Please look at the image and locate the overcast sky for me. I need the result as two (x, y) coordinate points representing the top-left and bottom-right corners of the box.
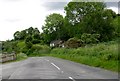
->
(0, 0), (119, 41)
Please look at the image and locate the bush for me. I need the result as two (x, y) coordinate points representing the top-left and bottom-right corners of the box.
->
(27, 44), (51, 56)
(21, 46), (28, 53)
(81, 33), (100, 44)
(50, 41), (118, 71)
(65, 37), (83, 48)
(26, 49), (33, 56)
(17, 53), (27, 60)
(2, 41), (18, 53)
(32, 39), (40, 44)
(17, 41), (26, 52)
(25, 42), (33, 48)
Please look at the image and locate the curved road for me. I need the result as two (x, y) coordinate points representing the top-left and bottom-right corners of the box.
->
(2, 57), (118, 80)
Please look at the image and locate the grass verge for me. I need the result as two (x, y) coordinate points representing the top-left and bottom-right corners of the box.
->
(49, 41), (119, 72)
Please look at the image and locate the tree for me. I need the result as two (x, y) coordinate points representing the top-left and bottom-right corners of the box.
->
(32, 28), (40, 39)
(65, 2), (105, 25)
(14, 30), (27, 40)
(42, 13), (64, 44)
(32, 28), (41, 44)
(27, 27), (34, 35)
(20, 30), (27, 40)
(25, 35), (33, 48)
(64, 1), (116, 41)
(14, 31), (21, 40)
(112, 16), (120, 37)
(2, 41), (18, 53)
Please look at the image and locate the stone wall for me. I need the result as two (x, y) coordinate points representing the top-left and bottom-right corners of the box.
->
(0, 53), (16, 63)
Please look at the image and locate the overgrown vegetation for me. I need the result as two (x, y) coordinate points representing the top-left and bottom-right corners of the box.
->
(1, 1), (119, 72)
(27, 44), (51, 56)
(16, 53), (28, 61)
(49, 41), (119, 71)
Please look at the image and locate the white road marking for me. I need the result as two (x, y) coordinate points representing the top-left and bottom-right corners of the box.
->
(81, 71), (86, 73)
(69, 77), (75, 81)
(51, 63), (60, 70)
(61, 71), (64, 73)
(45, 59), (49, 62)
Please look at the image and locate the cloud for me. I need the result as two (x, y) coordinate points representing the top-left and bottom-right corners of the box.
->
(106, 2), (119, 14)
(106, 2), (118, 8)
(118, 2), (120, 14)
(0, 0), (66, 41)
(0, 0), (119, 41)
(107, 7), (119, 14)
(1, 0), (23, 2)
(42, 1), (119, 13)
(42, 2), (68, 11)
(5, 19), (21, 23)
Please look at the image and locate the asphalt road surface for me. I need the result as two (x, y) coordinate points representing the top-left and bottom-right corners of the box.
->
(1, 57), (118, 80)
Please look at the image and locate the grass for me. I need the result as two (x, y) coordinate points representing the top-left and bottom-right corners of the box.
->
(16, 53), (28, 61)
(49, 41), (119, 72)
(27, 44), (51, 56)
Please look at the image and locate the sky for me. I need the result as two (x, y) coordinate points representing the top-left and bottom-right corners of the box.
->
(0, 0), (119, 41)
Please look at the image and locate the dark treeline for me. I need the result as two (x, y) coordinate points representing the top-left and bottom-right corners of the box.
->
(2, 1), (120, 54)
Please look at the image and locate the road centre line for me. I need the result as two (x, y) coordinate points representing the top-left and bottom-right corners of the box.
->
(61, 71), (64, 73)
(45, 59), (49, 62)
(69, 77), (75, 81)
(51, 63), (60, 70)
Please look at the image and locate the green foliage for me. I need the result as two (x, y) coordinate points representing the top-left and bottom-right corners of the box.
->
(17, 41), (25, 51)
(81, 33), (100, 44)
(65, 33), (100, 48)
(50, 41), (118, 71)
(0, 42), (2, 53)
(64, 2), (105, 38)
(2, 41), (18, 53)
(112, 16), (120, 37)
(14, 31), (21, 40)
(25, 42), (33, 49)
(21, 46), (28, 53)
(32, 39), (40, 44)
(25, 35), (33, 48)
(65, 2), (105, 24)
(64, 2), (116, 41)
(17, 41), (25, 47)
(65, 37), (83, 48)
(2, 1), (119, 71)
(13, 27), (41, 44)
(27, 44), (51, 56)
(42, 13), (64, 43)
(17, 53), (27, 61)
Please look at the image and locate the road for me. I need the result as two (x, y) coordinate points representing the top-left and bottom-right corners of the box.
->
(1, 57), (118, 80)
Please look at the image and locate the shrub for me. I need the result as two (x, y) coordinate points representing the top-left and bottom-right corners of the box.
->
(26, 49), (33, 56)
(27, 44), (51, 56)
(17, 41), (26, 52)
(81, 33), (100, 44)
(17, 53), (27, 60)
(31, 44), (42, 50)
(32, 39), (40, 44)
(25, 36), (33, 48)
(21, 46), (28, 53)
(25, 42), (33, 48)
(50, 41), (118, 71)
(65, 37), (83, 48)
